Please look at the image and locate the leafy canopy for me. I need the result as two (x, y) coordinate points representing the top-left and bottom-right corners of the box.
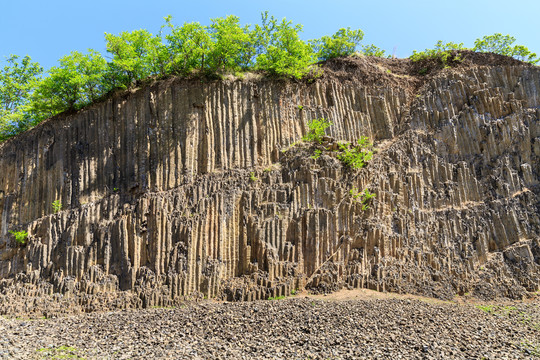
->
(473, 33), (539, 64)
(312, 28), (364, 61)
(1, 13), (538, 144)
(0, 55), (42, 140)
(361, 44), (386, 57)
(207, 15), (256, 73)
(255, 14), (316, 78)
(29, 50), (109, 122)
(105, 30), (166, 86)
(164, 17), (212, 75)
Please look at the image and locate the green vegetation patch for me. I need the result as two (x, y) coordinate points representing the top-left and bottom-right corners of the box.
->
(520, 339), (540, 358)
(302, 118), (333, 144)
(52, 200), (62, 213)
(410, 40), (464, 64)
(36, 346), (87, 360)
(475, 304), (517, 315)
(336, 136), (373, 170)
(473, 33), (539, 64)
(350, 187), (376, 210)
(9, 230), (28, 245)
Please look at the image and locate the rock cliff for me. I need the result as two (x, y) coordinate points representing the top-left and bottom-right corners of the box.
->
(0, 53), (538, 314)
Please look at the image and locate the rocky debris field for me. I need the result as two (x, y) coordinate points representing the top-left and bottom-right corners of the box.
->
(0, 295), (538, 359)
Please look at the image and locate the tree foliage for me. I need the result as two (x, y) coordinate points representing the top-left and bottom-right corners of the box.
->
(164, 18), (211, 74)
(207, 15), (255, 73)
(29, 50), (109, 122)
(473, 33), (538, 64)
(105, 30), (166, 86)
(255, 14), (316, 78)
(2, 13), (538, 143)
(312, 28), (364, 61)
(361, 44), (386, 57)
(410, 40), (465, 63)
(0, 55), (42, 139)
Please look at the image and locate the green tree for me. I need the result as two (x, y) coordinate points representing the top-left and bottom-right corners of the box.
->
(29, 50), (109, 121)
(410, 40), (464, 62)
(163, 17), (212, 74)
(255, 16), (316, 78)
(473, 33), (538, 64)
(105, 29), (167, 87)
(207, 15), (256, 72)
(251, 11), (277, 58)
(312, 28), (364, 61)
(0, 55), (42, 140)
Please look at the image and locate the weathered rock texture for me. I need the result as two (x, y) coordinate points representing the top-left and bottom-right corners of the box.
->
(0, 54), (539, 313)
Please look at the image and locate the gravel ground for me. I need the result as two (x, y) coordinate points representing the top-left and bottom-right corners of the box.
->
(0, 296), (538, 359)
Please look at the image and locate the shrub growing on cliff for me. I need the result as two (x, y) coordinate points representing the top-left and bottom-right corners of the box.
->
(52, 200), (62, 213)
(312, 27), (364, 61)
(360, 188), (376, 210)
(303, 118), (332, 144)
(473, 33), (539, 64)
(337, 136), (373, 169)
(361, 44), (387, 57)
(9, 230), (28, 245)
(350, 187), (376, 210)
(410, 40), (464, 67)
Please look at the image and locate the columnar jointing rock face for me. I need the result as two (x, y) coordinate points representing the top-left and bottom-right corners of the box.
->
(0, 60), (538, 312)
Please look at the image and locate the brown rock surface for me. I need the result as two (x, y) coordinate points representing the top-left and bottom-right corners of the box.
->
(0, 54), (538, 314)
(0, 295), (539, 359)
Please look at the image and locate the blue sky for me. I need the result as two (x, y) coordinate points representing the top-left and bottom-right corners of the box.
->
(1, 0), (538, 70)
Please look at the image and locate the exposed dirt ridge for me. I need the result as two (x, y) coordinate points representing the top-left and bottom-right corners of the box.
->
(0, 54), (538, 317)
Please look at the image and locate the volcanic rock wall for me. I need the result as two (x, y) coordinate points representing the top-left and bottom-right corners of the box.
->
(0, 57), (538, 312)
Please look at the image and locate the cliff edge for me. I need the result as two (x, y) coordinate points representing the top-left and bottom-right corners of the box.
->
(0, 53), (538, 315)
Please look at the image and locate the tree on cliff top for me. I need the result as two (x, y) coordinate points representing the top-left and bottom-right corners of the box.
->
(28, 50), (110, 122)
(254, 14), (316, 78)
(0, 55), (42, 140)
(473, 33), (539, 64)
(311, 27), (364, 61)
(1, 14), (538, 143)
